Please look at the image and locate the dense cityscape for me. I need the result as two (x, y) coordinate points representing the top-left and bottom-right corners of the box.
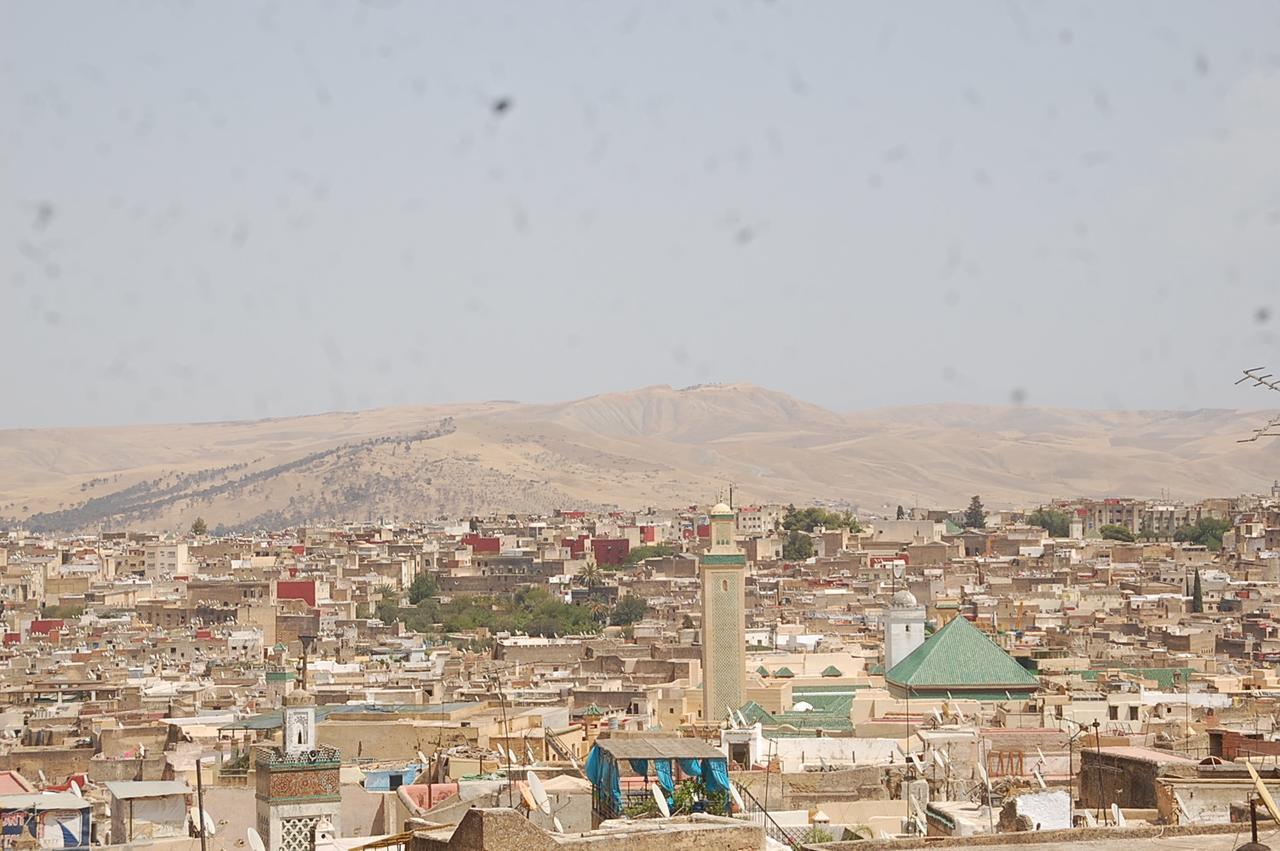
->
(2, 489), (1280, 849)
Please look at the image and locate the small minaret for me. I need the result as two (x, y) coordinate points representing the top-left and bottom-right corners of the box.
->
(283, 689), (317, 756)
(884, 589), (926, 673)
(256, 688), (341, 850)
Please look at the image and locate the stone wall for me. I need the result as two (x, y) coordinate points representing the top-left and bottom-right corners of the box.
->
(411, 809), (763, 851)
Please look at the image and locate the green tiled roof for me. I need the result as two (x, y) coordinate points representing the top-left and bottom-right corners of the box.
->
(755, 666), (771, 677)
(774, 667), (795, 678)
(886, 615), (1039, 693)
(1077, 667), (1194, 690)
(820, 665), (843, 677)
(739, 701), (777, 725)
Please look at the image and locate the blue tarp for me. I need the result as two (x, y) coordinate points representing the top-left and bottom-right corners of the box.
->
(654, 759), (674, 793)
(703, 758), (730, 795)
(677, 758), (702, 779)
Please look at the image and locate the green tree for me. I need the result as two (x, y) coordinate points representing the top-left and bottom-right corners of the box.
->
(625, 545), (677, 565)
(374, 597), (399, 624)
(1099, 524), (1136, 543)
(1026, 508), (1071, 538)
(576, 563), (604, 588)
(1192, 569), (1204, 613)
(896, 505), (906, 520)
(963, 495), (987, 529)
(610, 595), (648, 626)
(408, 573), (438, 605)
(1174, 518), (1232, 551)
(782, 506), (862, 533)
(782, 530), (814, 561)
(681, 613), (695, 629)
(190, 517), (207, 536)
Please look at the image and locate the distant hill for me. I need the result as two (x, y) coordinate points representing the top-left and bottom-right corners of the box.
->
(1, 383), (1276, 533)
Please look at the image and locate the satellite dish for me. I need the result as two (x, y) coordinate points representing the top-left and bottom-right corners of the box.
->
(526, 745), (536, 766)
(652, 784), (671, 818)
(932, 750), (946, 769)
(976, 762), (990, 791)
(931, 708), (943, 726)
(509, 748), (520, 767)
(202, 809), (216, 836)
(1082, 810), (1097, 828)
(1111, 803), (1126, 827)
(68, 780), (81, 798)
(1033, 768), (1046, 790)
(417, 750), (428, 766)
(1036, 746), (1046, 767)
(552, 816), (565, 834)
(37, 770), (47, 785)
(735, 710), (749, 729)
(729, 784), (745, 812)
(247, 828), (267, 851)
(892, 562), (905, 580)
(527, 770), (551, 816)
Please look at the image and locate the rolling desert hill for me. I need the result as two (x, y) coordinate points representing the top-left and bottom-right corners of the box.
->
(1, 383), (1277, 533)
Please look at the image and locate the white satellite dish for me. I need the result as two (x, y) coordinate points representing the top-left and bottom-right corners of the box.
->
(37, 770), (47, 785)
(202, 809), (216, 837)
(1111, 803), (1126, 827)
(735, 709), (749, 729)
(247, 828), (267, 851)
(1032, 768), (1046, 790)
(729, 784), (745, 812)
(651, 784), (671, 818)
(68, 780), (81, 798)
(527, 770), (551, 816)
(526, 744), (537, 766)
(976, 762), (990, 791)
(931, 708), (943, 726)
(417, 750), (428, 766)
(932, 750), (946, 769)
(552, 816), (565, 834)
(509, 748), (520, 766)
(1082, 810), (1097, 828)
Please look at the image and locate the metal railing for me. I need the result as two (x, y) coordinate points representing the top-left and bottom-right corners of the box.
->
(544, 728), (577, 766)
(732, 780), (800, 848)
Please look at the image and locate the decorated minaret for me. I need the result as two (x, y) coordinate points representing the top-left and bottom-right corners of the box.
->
(700, 502), (746, 725)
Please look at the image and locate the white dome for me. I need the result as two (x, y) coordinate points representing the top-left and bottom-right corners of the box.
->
(891, 589), (919, 608)
(792, 701), (814, 712)
(711, 502), (733, 516)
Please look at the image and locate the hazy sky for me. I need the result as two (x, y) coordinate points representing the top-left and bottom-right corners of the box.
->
(3, 1), (1280, 428)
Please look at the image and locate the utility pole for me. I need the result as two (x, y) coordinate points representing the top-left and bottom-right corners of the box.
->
(1091, 719), (1104, 822)
(195, 757), (208, 851)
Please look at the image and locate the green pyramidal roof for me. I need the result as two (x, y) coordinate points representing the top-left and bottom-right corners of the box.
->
(886, 615), (1039, 693)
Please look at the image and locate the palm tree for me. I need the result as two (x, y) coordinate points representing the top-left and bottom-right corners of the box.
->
(577, 563), (603, 588)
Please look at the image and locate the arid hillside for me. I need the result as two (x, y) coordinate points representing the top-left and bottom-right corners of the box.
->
(1, 384), (1276, 533)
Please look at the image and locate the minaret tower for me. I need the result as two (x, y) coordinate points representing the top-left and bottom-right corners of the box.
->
(701, 501), (747, 725)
